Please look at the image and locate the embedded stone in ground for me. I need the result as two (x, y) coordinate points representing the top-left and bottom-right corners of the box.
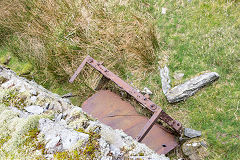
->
(166, 72), (219, 103)
(39, 118), (89, 153)
(184, 128), (202, 138)
(159, 66), (171, 94)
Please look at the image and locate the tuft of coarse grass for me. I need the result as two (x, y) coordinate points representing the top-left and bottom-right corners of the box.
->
(0, 0), (160, 85)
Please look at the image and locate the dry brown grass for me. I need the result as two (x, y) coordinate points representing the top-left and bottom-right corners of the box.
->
(0, 0), (160, 84)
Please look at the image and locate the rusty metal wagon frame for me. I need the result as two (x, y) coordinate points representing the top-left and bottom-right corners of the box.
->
(69, 55), (183, 154)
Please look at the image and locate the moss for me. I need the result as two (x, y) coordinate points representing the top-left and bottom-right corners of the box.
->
(82, 131), (100, 159)
(0, 90), (27, 109)
(0, 55), (10, 65)
(54, 151), (71, 159)
(0, 77), (8, 84)
(75, 128), (86, 133)
(0, 135), (11, 148)
(54, 149), (83, 160)
(21, 127), (46, 156)
(139, 152), (144, 156)
(19, 62), (33, 75)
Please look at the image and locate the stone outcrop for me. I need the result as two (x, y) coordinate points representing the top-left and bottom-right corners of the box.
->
(0, 66), (168, 160)
(182, 139), (209, 160)
(159, 66), (171, 94)
(165, 72), (219, 103)
(184, 128), (202, 138)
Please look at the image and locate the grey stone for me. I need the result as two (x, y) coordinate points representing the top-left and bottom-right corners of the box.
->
(19, 84), (27, 93)
(61, 93), (73, 98)
(200, 141), (207, 148)
(46, 136), (61, 151)
(166, 72), (219, 103)
(24, 105), (44, 114)
(55, 113), (63, 122)
(30, 89), (38, 96)
(182, 139), (209, 160)
(159, 66), (171, 94)
(184, 128), (201, 138)
(39, 118), (89, 153)
(10, 106), (29, 118)
(142, 87), (153, 95)
(1, 79), (15, 88)
(30, 96), (37, 103)
(45, 154), (54, 159)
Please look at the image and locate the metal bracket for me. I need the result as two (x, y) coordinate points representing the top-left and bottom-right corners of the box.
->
(70, 55), (182, 141)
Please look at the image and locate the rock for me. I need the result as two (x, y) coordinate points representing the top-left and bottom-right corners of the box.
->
(45, 136), (61, 151)
(10, 106), (29, 118)
(1, 78), (15, 88)
(173, 72), (184, 80)
(39, 118), (89, 153)
(30, 89), (38, 96)
(159, 66), (171, 94)
(200, 141), (207, 148)
(55, 113), (63, 122)
(184, 128), (201, 138)
(30, 96), (37, 103)
(182, 139), (209, 160)
(45, 154), (54, 159)
(142, 87), (153, 95)
(161, 7), (167, 14)
(61, 93), (73, 98)
(165, 72), (219, 103)
(24, 105), (44, 114)
(0, 66), (169, 160)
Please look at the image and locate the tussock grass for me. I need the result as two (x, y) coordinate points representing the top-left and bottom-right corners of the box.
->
(0, 0), (160, 84)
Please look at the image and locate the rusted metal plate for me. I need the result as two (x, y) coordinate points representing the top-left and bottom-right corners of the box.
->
(82, 90), (178, 154)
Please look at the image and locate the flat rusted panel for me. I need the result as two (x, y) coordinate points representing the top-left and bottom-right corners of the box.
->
(82, 90), (178, 154)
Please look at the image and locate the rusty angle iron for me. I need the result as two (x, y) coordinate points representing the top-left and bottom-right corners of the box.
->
(69, 55), (183, 154)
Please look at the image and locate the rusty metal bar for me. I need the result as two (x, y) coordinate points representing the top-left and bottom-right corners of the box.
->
(69, 56), (182, 134)
(135, 108), (162, 142)
(69, 55), (90, 83)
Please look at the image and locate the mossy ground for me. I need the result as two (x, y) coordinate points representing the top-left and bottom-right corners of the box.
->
(1, 89), (27, 109)
(0, 88), (54, 159)
(0, 0), (239, 159)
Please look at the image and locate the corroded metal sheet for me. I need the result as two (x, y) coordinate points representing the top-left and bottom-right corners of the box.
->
(82, 90), (178, 154)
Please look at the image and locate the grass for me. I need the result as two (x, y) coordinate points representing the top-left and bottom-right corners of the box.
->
(0, 0), (240, 159)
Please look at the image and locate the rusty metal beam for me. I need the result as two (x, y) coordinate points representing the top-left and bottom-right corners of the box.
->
(135, 108), (162, 142)
(69, 56), (182, 136)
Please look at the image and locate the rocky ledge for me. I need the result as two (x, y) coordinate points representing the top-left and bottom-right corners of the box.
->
(0, 66), (168, 160)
